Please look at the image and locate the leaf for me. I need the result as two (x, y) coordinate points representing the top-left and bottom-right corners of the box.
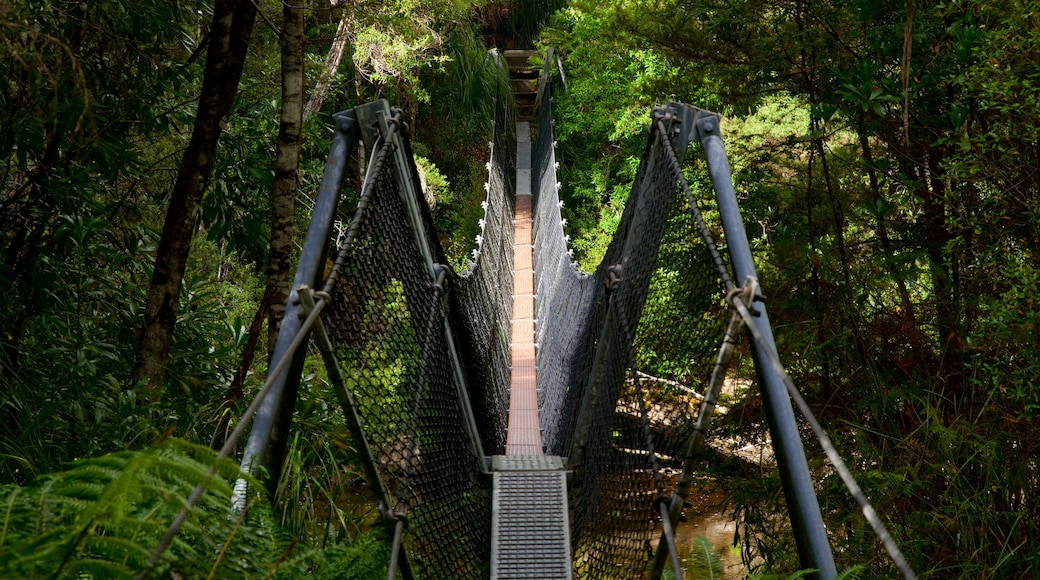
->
(685, 536), (725, 579)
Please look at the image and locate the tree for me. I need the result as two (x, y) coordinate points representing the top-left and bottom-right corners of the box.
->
(305, 6), (352, 119)
(224, 0), (306, 413)
(265, 0), (306, 356)
(133, 0), (259, 400)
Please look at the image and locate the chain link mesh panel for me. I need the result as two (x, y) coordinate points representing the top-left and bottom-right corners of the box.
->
(532, 80), (732, 578)
(451, 95), (516, 456)
(531, 88), (599, 457)
(321, 128), (495, 578)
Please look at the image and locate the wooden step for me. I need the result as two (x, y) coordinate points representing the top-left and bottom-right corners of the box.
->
(504, 50), (540, 120)
(504, 49), (539, 74)
(511, 78), (538, 94)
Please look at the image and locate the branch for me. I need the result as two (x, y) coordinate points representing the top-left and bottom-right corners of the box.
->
(634, 371), (705, 401)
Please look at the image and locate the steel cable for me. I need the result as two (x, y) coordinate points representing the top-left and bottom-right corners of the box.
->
(654, 116), (735, 294)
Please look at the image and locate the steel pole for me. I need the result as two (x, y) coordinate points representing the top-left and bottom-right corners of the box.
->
(695, 112), (837, 579)
(239, 112), (358, 493)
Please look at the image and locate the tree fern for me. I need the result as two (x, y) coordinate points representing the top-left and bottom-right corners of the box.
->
(0, 439), (272, 578)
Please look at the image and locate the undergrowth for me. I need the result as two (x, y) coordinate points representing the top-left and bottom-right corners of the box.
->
(0, 438), (388, 578)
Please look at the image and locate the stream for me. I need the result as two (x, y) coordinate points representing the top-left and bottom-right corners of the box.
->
(651, 485), (745, 578)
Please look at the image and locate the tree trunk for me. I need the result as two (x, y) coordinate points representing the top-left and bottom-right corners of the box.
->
(213, 292), (269, 450)
(922, 149), (965, 397)
(815, 135), (873, 378)
(132, 0), (258, 400)
(266, 0), (306, 356)
(305, 9), (351, 120)
(858, 124), (914, 315)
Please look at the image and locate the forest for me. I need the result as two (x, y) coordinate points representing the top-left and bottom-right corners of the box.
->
(1, 0), (1038, 577)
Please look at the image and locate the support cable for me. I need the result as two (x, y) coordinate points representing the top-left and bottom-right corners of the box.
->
(656, 500), (684, 579)
(653, 114), (735, 294)
(387, 516), (408, 580)
(649, 282), (755, 579)
(323, 132), (391, 295)
(648, 108), (749, 579)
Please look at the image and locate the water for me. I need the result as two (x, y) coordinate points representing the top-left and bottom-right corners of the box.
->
(652, 485), (745, 578)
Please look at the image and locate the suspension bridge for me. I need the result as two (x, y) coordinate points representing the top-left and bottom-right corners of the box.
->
(164, 49), (919, 580)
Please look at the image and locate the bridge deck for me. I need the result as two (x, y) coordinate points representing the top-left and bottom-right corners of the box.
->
(506, 121), (542, 456)
(492, 120), (572, 579)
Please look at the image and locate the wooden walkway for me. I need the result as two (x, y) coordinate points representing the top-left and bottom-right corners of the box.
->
(490, 119), (573, 580)
(505, 121), (542, 456)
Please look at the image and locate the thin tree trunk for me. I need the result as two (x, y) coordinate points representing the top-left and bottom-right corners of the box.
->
(132, 0), (258, 400)
(900, 0), (914, 147)
(305, 9), (351, 120)
(817, 134), (873, 377)
(229, 295), (271, 404)
(796, 0), (834, 404)
(214, 292), (270, 450)
(856, 121), (927, 368)
(266, 0), (306, 355)
(219, 0), (304, 434)
(922, 149), (965, 397)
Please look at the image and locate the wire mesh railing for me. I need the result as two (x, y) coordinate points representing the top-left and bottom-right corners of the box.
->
(451, 86), (516, 457)
(319, 121), (490, 578)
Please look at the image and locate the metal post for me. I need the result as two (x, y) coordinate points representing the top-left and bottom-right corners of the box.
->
(690, 107), (837, 579)
(239, 112), (359, 495)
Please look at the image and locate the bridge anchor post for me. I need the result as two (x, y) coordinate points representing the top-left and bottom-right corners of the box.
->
(670, 102), (838, 579)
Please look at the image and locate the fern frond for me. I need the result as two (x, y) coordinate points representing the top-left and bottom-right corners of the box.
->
(273, 531), (390, 579)
(685, 535), (726, 579)
(0, 438), (269, 578)
(0, 437), (385, 579)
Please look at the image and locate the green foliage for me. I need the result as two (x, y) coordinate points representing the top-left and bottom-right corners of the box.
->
(484, 0), (567, 46)
(413, 25), (513, 266)
(540, 5), (720, 267)
(1, 0), (1037, 577)
(0, 0), (264, 479)
(0, 229), (260, 482)
(684, 536), (726, 579)
(0, 1), (496, 578)
(345, 0), (492, 108)
(273, 532), (389, 579)
(0, 439), (255, 578)
(273, 411), (372, 545)
(748, 566), (863, 580)
(0, 438), (389, 578)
